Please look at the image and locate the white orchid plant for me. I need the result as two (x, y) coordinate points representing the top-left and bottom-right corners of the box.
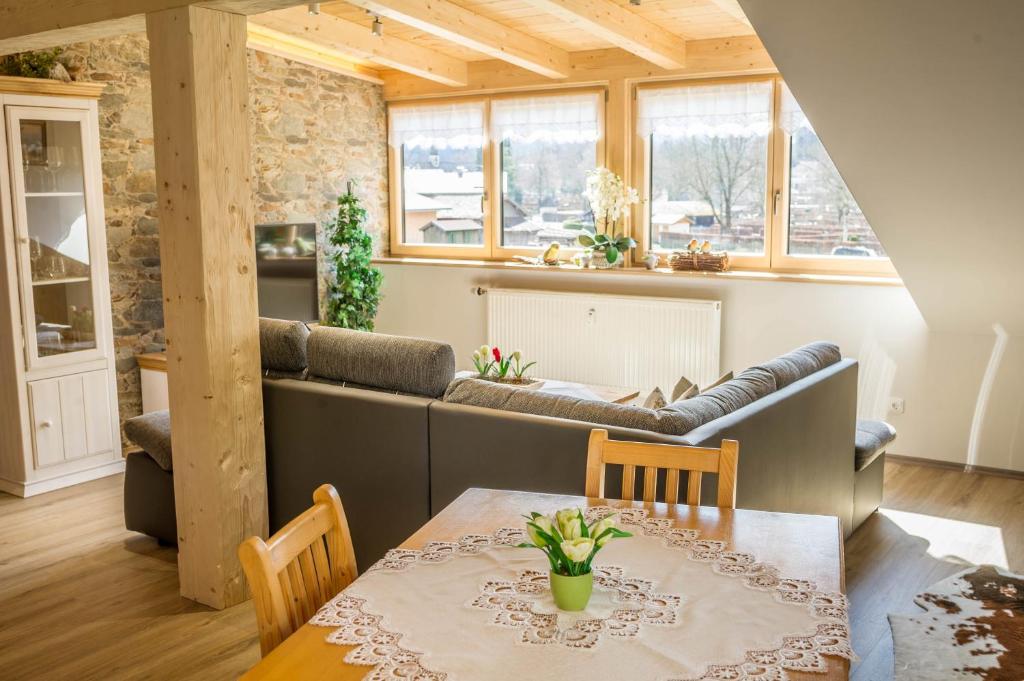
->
(577, 167), (640, 264)
(518, 508), (632, 577)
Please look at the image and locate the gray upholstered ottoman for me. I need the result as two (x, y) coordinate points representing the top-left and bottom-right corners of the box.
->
(123, 410), (177, 545)
(852, 420), (896, 530)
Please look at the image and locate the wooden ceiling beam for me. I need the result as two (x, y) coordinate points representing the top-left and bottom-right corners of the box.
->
(382, 37), (775, 101)
(0, 0), (310, 55)
(342, 0), (571, 80)
(520, 0), (686, 70)
(247, 23), (384, 84)
(705, 0), (753, 28)
(251, 6), (468, 86)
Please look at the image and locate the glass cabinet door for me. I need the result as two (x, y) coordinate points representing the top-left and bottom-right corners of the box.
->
(7, 107), (103, 368)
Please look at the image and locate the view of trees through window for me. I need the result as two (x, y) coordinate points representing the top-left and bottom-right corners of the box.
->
(393, 80), (888, 272)
(401, 144), (485, 246)
(500, 139), (596, 247)
(648, 133), (768, 254)
(787, 128), (885, 258)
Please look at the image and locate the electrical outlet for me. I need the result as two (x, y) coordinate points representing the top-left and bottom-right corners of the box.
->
(889, 397), (905, 415)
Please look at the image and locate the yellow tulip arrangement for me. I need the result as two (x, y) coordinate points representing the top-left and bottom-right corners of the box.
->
(518, 508), (632, 577)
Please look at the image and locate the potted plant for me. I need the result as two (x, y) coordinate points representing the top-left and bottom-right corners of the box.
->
(518, 508), (632, 611)
(325, 189), (383, 331)
(471, 346), (538, 385)
(577, 167), (639, 268)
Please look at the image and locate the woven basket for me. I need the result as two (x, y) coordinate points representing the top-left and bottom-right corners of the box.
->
(669, 251), (730, 272)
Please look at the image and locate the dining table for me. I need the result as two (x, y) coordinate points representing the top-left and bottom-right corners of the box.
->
(242, 488), (850, 681)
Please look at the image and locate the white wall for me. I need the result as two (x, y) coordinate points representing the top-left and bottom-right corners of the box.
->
(737, 0), (1024, 337)
(375, 263), (1024, 472)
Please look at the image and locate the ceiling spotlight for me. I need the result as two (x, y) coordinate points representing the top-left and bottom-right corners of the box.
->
(307, 2), (320, 15)
(371, 15), (384, 37)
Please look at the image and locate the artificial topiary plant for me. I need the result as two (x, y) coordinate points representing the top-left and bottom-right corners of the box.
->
(324, 190), (383, 331)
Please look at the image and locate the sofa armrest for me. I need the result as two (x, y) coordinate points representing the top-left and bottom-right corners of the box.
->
(678, 359), (858, 534)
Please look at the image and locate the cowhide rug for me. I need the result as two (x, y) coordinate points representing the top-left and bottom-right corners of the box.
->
(889, 565), (1024, 681)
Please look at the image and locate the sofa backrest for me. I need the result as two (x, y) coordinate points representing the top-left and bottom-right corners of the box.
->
(307, 326), (456, 398)
(442, 365), (779, 437)
(259, 317), (310, 379)
(428, 358), (858, 531)
(262, 377), (433, 571)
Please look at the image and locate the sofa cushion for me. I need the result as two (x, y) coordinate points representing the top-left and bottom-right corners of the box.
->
(308, 326), (456, 398)
(124, 410), (173, 471)
(756, 342), (841, 389)
(694, 366), (777, 415)
(855, 419), (896, 471)
(443, 377), (705, 436)
(259, 317), (309, 379)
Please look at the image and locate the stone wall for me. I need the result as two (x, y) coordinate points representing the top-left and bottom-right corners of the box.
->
(61, 34), (390, 443)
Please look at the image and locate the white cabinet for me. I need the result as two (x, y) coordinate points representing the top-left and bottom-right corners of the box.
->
(0, 77), (122, 497)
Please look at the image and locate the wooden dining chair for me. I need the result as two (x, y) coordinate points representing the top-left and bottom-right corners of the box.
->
(238, 484), (358, 656)
(585, 429), (740, 508)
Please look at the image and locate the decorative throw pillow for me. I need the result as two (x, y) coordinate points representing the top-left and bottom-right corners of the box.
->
(643, 387), (667, 409)
(677, 384), (699, 400)
(702, 371), (733, 393)
(671, 375), (695, 402)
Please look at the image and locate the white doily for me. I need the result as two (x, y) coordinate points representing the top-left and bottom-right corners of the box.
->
(311, 506), (851, 681)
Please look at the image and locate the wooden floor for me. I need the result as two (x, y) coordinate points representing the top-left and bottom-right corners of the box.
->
(0, 460), (1021, 681)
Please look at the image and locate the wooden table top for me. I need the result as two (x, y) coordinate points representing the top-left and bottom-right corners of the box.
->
(242, 489), (848, 681)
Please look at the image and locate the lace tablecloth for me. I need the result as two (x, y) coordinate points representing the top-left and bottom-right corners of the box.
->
(311, 506), (851, 681)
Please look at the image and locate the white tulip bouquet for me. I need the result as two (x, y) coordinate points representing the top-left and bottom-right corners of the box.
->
(518, 508), (632, 577)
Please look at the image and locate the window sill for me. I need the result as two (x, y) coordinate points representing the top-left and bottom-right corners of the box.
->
(372, 256), (904, 287)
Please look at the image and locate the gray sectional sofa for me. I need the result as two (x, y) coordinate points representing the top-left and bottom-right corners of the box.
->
(124, 319), (884, 571)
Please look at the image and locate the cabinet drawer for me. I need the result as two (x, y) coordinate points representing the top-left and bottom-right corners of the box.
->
(28, 369), (114, 468)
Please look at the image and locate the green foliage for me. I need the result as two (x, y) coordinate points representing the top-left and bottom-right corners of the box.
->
(324, 191), (383, 331)
(0, 49), (63, 79)
(576, 231), (637, 263)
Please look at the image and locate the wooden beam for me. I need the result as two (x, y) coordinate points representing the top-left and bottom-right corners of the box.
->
(705, 0), (753, 28)
(342, 0), (570, 80)
(521, 0), (686, 70)
(382, 37), (776, 101)
(146, 5), (267, 610)
(0, 0), (311, 55)
(247, 23), (384, 84)
(252, 6), (467, 86)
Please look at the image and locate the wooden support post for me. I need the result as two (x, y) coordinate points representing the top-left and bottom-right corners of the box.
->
(146, 5), (267, 609)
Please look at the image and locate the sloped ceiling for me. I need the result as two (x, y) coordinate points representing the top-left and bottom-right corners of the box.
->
(738, 0), (1024, 334)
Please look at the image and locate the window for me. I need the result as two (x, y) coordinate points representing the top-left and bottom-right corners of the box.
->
(774, 84), (889, 271)
(390, 102), (487, 251)
(638, 77), (893, 276)
(388, 91), (603, 258)
(640, 82), (772, 264)
(492, 94), (600, 249)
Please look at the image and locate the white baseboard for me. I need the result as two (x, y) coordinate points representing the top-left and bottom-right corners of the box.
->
(0, 459), (125, 498)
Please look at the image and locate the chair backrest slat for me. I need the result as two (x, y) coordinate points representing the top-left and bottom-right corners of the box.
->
(239, 484), (357, 657)
(664, 469), (680, 505)
(642, 466), (657, 502)
(621, 464), (636, 501)
(686, 470), (702, 505)
(585, 429), (739, 509)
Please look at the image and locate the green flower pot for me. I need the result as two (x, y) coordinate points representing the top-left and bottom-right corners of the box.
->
(550, 570), (594, 611)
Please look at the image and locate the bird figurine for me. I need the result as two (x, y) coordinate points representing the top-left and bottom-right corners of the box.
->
(542, 242), (561, 265)
(700, 240), (712, 254)
(687, 238), (700, 253)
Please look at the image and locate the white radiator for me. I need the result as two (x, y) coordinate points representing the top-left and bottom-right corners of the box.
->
(486, 289), (721, 394)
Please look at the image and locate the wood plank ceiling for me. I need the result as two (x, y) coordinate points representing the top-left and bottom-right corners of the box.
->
(248, 0), (756, 88)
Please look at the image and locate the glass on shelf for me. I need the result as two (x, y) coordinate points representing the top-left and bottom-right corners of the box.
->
(19, 119), (85, 194)
(16, 118), (97, 358)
